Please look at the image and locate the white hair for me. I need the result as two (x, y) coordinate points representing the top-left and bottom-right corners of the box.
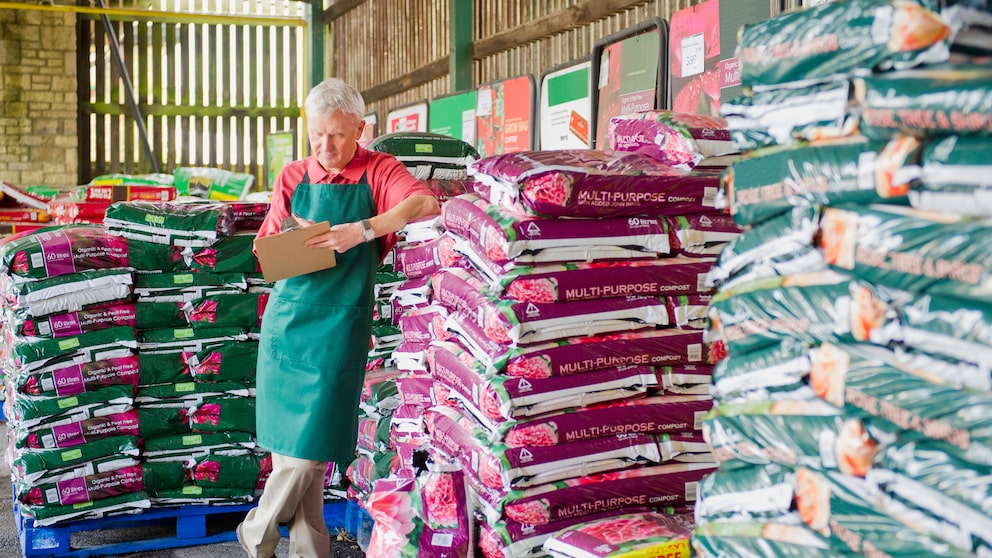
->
(304, 78), (365, 120)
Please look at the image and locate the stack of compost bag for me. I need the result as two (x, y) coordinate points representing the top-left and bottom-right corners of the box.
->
(393, 143), (747, 558)
(696, 1), (992, 556)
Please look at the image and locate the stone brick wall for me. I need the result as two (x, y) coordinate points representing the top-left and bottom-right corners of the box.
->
(0, 9), (78, 188)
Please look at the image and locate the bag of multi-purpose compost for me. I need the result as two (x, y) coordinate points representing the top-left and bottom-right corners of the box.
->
(721, 81), (857, 150)
(9, 326), (138, 375)
(856, 64), (992, 140)
(14, 355), (140, 399)
(11, 301), (137, 339)
(104, 200), (235, 247)
(608, 111), (735, 169)
(469, 150), (722, 219)
(726, 137), (919, 227)
(542, 511), (694, 558)
(739, 0), (949, 91)
(183, 293), (266, 329)
(478, 509), (660, 558)
(667, 213), (742, 258)
(368, 132), (480, 180)
(0, 226), (129, 279)
(133, 271), (246, 303)
(442, 193), (673, 265)
(183, 233), (260, 273)
(10, 435), (141, 486)
(184, 341), (259, 384)
(137, 326), (248, 355)
(3, 268), (133, 317)
(818, 204), (992, 303)
(141, 431), (255, 462)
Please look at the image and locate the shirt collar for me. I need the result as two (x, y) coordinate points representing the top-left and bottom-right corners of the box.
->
(305, 145), (370, 184)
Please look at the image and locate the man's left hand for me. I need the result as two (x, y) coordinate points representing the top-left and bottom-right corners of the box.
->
(304, 221), (365, 253)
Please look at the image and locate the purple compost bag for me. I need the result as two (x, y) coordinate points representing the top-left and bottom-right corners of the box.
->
(478, 509), (658, 558)
(398, 304), (449, 345)
(485, 395), (712, 448)
(739, 0), (949, 91)
(427, 339), (658, 423)
(394, 233), (462, 278)
(820, 204), (992, 304)
(396, 374), (434, 408)
(907, 135), (992, 216)
(726, 137), (919, 227)
(0, 226), (129, 280)
(658, 364), (714, 395)
(391, 274), (432, 307)
(542, 511), (694, 558)
(666, 295), (712, 330)
(708, 271), (899, 356)
(469, 460), (715, 525)
(856, 64), (992, 140)
(12, 301), (137, 339)
(15, 355), (140, 398)
(393, 342), (429, 373)
(869, 438), (992, 553)
(468, 150), (722, 219)
(706, 206), (822, 290)
(463, 247), (714, 303)
(667, 213), (742, 257)
(704, 401), (883, 478)
(442, 193), (673, 265)
(15, 409), (140, 450)
(446, 311), (712, 377)
(721, 81), (858, 151)
(608, 111), (735, 169)
(423, 178), (476, 202)
(226, 201), (270, 232)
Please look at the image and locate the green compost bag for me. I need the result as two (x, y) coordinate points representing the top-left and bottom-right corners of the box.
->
(705, 206), (823, 290)
(191, 451), (269, 490)
(739, 0), (949, 91)
(148, 486), (253, 505)
(11, 435), (141, 485)
(808, 342), (992, 467)
(136, 380), (251, 404)
(870, 438), (992, 553)
(126, 239), (186, 272)
(367, 132), (480, 180)
(9, 325), (137, 370)
(692, 521), (846, 558)
(792, 468), (973, 557)
(185, 341), (259, 384)
(135, 300), (188, 329)
(13, 355), (140, 398)
(138, 325), (248, 355)
(695, 464), (796, 523)
(141, 431), (256, 461)
(138, 405), (194, 439)
(184, 293), (266, 329)
(725, 137), (918, 227)
(895, 293), (992, 375)
(16, 463), (144, 507)
(137, 352), (190, 386)
(4, 268), (134, 318)
(908, 135), (992, 216)
(856, 64), (992, 140)
(18, 490), (150, 527)
(818, 204), (992, 303)
(703, 401), (885, 478)
(134, 271), (246, 302)
(184, 233), (260, 273)
(173, 167), (255, 200)
(188, 396), (256, 434)
(0, 226), (129, 280)
(707, 271), (899, 356)
(710, 339), (811, 404)
(11, 384), (134, 429)
(9, 301), (138, 340)
(141, 459), (188, 491)
(104, 200), (235, 247)
(720, 81), (857, 151)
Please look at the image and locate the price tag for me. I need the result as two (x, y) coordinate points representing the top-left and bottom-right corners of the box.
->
(681, 32), (705, 77)
(461, 109), (476, 143)
(476, 87), (493, 117)
(598, 53), (610, 89)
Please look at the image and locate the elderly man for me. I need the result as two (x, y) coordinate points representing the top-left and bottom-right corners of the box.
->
(239, 78), (439, 558)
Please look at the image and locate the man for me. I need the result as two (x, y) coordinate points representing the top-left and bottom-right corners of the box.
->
(239, 78), (439, 558)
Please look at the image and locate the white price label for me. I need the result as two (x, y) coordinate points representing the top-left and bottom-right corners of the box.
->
(598, 53), (610, 89)
(476, 87), (493, 117)
(681, 33), (706, 77)
(461, 109), (476, 143)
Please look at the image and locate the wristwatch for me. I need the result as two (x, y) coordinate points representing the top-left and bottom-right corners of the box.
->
(360, 219), (376, 242)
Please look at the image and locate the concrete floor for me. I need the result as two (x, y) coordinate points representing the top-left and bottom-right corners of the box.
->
(0, 423), (365, 558)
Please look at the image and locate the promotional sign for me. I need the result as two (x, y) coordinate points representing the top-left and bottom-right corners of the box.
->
(539, 58), (592, 150)
(359, 112), (379, 146)
(386, 101), (429, 133)
(669, 0), (773, 115)
(591, 19), (669, 149)
(429, 89), (478, 144)
(475, 74), (537, 157)
(265, 130), (296, 189)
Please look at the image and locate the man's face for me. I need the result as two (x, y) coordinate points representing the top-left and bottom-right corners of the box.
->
(307, 110), (365, 173)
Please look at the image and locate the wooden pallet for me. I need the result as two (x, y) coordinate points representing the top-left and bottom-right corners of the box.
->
(16, 498), (363, 558)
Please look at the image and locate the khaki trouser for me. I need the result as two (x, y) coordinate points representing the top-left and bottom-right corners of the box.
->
(240, 453), (330, 558)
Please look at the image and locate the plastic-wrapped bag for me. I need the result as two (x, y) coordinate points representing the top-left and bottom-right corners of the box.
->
(608, 111), (735, 169)
(0, 226), (129, 279)
(104, 200), (235, 247)
(542, 511), (693, 558)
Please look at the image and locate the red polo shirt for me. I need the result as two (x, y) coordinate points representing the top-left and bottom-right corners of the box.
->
(256, 145), (433, 256)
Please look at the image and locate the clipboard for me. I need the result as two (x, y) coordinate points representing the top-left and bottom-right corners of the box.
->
(254, 221), (337, 282)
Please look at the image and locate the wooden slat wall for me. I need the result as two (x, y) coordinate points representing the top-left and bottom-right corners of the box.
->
(79, 0), (305, 189)
(328, 0), (705, 117)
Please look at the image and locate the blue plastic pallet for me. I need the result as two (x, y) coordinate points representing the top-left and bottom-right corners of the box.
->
(16, 498), (363, 558)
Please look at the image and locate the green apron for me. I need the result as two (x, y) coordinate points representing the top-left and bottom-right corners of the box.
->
(256, 170), (379, 462)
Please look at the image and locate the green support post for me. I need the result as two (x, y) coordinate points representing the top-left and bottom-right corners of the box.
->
(309, 0), (325, 90)
(449, 0), (473, 91)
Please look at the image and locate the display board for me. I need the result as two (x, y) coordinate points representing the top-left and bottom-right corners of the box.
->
(539, 57), (592, 150)
(265, 130), (296, 189)
(475, 74), (537, 157)
(359, 112), (379, 145)
(590, 19), (669, 149)
(669, 0), (773, 115)
(429, 89), (478, 144)
(386, 101), (429, 133)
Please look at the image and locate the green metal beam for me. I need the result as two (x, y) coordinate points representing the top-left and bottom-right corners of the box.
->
(309, 0), (325, 90)
(449, 0), (473, 91)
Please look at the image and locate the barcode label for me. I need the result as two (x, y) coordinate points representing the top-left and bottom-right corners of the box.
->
(685, 481), (699, 502)
(688, 343), (703, 362)
(694, 410), (707, 431)
(432, 533), (454, 547)
(703, 187), (718, 207)
(31, 253), (44, 269)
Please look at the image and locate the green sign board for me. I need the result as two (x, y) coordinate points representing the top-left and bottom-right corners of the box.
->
(429, 89), (478, 143)
(265, 130), (296, 189)
(540, 59), (592, 149)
